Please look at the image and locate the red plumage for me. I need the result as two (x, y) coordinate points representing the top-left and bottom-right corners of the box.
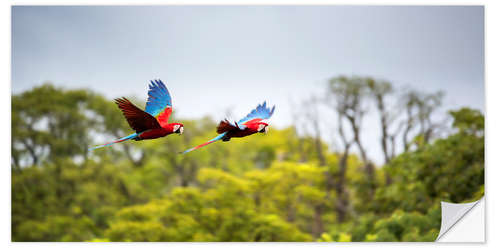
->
(156, 108), (172, 127)
(216, 119), (236, 134)
(217, 118), (267, 140)
(114, 97), (162, 133)
(182, 102), (274, 154)
(89, 80), (184, 151)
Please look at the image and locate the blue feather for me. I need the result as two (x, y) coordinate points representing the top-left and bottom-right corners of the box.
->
(89, 133), (138, 150)
(182, 133), (226, 154)
(236, 101), (276, 128)
(144, 79), (172, 117)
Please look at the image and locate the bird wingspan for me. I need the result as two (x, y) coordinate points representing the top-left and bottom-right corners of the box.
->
(145, 79), (173, 127)
(236, 101), (275, 129)
(115, 97), (161, 132)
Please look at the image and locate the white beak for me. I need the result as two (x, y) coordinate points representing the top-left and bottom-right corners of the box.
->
(179, 126), (184, 135)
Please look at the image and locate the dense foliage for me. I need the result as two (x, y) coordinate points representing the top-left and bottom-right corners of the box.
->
(11, 83), (484, 242)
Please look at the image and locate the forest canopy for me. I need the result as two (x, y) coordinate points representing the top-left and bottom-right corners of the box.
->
(11, 76), (484, 242)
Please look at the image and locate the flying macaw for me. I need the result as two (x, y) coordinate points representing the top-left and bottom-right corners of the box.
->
(182, 102), (275, 154)
(90, 79), (184, 150)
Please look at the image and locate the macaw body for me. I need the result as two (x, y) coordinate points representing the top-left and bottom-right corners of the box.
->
(183, 102), (275, 154)
(137, 127), (173, 140)
(217, 119), (269, 141)
(90, 79), (183, 150)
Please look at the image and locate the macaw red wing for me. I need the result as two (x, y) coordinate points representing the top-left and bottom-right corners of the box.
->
(145, 79), (172, 127)
(115, 97), (161, 133)
(216, 118), (263, 134)
(217, 119), (245, 134)
(241, 118), (263, 127)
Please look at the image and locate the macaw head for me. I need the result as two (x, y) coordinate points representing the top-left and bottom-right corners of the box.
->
(257, 122), (269, 134)
(171, 123), (184, 135)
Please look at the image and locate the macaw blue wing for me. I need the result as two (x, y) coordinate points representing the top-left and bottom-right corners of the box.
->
(145, 79), (172, 126)
(236, 101), (275, 129)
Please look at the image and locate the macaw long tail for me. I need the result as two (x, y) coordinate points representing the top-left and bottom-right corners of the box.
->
(182, 133), (226, 154)
(89, 133), (138, 151)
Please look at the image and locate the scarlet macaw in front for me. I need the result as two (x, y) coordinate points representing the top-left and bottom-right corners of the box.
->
(90, 79), (184, 150)
(182, 102), (275, 154)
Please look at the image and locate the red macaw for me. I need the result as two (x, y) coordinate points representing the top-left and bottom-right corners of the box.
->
(182, 102), (275, 154)
(90, 79), (184, 150)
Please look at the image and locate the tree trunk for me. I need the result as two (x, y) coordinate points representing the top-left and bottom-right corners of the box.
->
(286, 203), (296, 222)
(314, 135), (326, 166)
(22, 139), (38, 166)
(312, 205), (324, 238)
(346, 115), (376, 199)
(335, 147), (351, 223)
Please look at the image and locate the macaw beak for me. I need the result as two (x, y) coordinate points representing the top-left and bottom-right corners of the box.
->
(264, 126), (269, 134)
(179, 127), (184, 135)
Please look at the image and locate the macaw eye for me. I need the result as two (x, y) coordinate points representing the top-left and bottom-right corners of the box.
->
(173, 124), (180, 132)
(258, 124), (265, 132)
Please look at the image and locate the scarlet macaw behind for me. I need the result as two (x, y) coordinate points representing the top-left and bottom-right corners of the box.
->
(90, 79), (184, 150)
(182, 102), (275, 154)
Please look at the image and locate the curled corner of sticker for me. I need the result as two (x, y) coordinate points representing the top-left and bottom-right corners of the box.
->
(436, 197), (484, 242)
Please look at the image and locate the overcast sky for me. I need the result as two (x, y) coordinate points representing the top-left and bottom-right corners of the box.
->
(12, 6), (484, 163)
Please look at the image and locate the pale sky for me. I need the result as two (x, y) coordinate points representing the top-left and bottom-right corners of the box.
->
(12, 6), (484, 164)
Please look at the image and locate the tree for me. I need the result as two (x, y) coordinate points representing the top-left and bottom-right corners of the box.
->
(12, 82), (484, 242)
(327, 76), (376, 199)
(366, 79), (397, 164)
(302, 95), (327, 166)
(365, 78), (403, 185)
(399, 90), (445, 151)
(449, 107), (484, 136)
(12, 84), (93, 167)
(372, 108), (484, 214)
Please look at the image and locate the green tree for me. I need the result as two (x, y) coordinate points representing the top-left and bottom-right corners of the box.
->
(12, 83), (484, 242)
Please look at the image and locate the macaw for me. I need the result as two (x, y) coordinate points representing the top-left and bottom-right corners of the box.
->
(182, 102), (275, 154)
(90, 79), (184, 150)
